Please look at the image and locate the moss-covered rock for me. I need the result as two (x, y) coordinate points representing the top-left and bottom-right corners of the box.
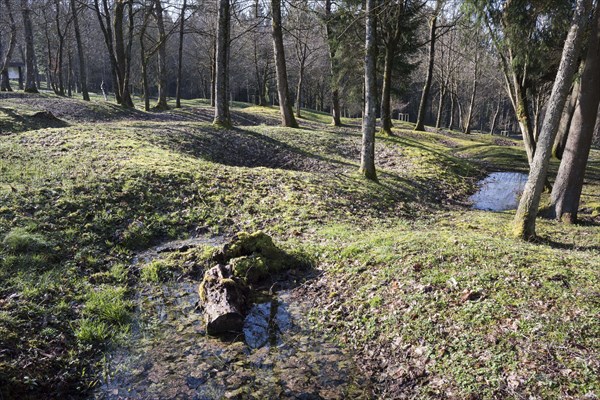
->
(229, 255), (269, 283)
(213, 231), (299, 283)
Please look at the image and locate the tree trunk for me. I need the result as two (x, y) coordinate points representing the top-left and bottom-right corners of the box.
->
(359, 0), (377, 181)
(435, 89), (445, 129)
(490, 98), (501, 134)
(210, 38), (216, 107)
(140, 7), (151, 111)
(551, 7), (600, 223)
(295, 63), (304, 117)
(213, 0), (231, 126)
(513, 0), (590, 240)
(415, 8), (439, 132)
(271, 0), (298, 128)
(55, 0), (65, 96)
(448, 90), (455, 129)
(175, 0), (186, 108)
(0, 0), (17, 91)
(325, 0), (341, 126)
(113, 0), (134, 108)
(512, 71), (536, 164)
(380, 42), (394, 135)
(71, 0), (90, 100)
(21, 0), (38, 93)
(154, 0), (169, 110)
(463, 52), (479, 134)
(93, 0), (121, 103)
(67, 48), (73, 97)
(553, 74), (581, 159)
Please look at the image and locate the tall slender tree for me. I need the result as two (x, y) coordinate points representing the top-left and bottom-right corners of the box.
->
(213, 0), (231, 126)
(513, 0), (590, 240)
(550, 5), (600, 223)
(271, 0), (298, 128)
(154, 0), (169, 110)
(414, 0), (443, 132)
(324, 0), (342, 126)
(21, 0), (38, 93)
(0, 0), (17, 91)
(175, 0), (187, 108)
(71, 0), (90, 100)
(360, 0), (378, 180)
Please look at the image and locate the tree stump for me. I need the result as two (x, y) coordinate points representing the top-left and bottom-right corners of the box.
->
(199, 264), (246, 335)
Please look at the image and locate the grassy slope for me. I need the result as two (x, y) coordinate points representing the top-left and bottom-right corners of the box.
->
(0, 93), (598, 399)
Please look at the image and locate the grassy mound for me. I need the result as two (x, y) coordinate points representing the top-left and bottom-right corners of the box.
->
(0, 93), (598, 399)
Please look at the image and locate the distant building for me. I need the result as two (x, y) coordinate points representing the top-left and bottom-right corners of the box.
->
(7, 61), (24, 81)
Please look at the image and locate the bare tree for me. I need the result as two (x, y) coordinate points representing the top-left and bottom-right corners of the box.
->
(71, 0), (89, 100)
(0, 0), (17, 91)
(175, 0), (187, 108)
(360, 0), (378, 181)
(154, 0), (169, 110)
(550, 5), (600, 223)
(414, 0), (443, 131)
(213, 0), (231, 126)
(271, 0), (298, 127)
(22, 0), (38, 93)
(513, 0), (590, 240)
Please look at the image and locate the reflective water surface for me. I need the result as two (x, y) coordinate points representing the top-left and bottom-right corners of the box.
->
(470, 172), (528, 211)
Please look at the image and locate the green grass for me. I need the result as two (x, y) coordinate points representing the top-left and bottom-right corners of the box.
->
(0, 92), (598, 399)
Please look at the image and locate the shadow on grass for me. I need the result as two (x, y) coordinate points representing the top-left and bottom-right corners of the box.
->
(0, 106), (70, 133)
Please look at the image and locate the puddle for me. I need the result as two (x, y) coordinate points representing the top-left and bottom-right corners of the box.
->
(470, 172), (528, 211)
(94, 240), (367, 399)
(132, 236), (224, 265)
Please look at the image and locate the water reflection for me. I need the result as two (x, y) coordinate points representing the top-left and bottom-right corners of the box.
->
(470, 172), (528, 211)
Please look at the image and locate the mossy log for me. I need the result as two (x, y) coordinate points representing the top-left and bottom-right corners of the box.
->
(199, 264), (247, 335)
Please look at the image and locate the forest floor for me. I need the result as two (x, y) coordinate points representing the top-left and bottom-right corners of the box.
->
(0, 92), (599, 399)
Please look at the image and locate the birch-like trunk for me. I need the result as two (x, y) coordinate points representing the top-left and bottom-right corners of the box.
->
(513, 0), (591, 240)
(551, 6), (600, 223)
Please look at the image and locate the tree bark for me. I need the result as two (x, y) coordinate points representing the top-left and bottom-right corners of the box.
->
(513, 0), (590, 240)
(175, 0), (187, 108)
(415, 3), (440, 132)
(271, 0), (298, 128)
(295, 62), (304, 117)
(435, 89), (445, 129)
(553, 74), (581, 159)
(213, 0), (231, 126)
(113, 0), (134, 108)
(360, 0), (377, 181)
(380, 41), (394, 135)
(93, 0), (121, 103)
(71, 0), (90, 100)
(21, 0), (38, 93)
(54, 0), (66, 96)
(551, 7), (600, 223)
(200, 264), (246, 335)
(490, 98), (501, 134)
(463, 48), (479, 134)
(325, 0), (341, 126)
(154, 0), (169, 110)
(0, 0), (17, 91)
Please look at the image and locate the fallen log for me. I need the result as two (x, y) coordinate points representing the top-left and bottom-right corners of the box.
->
(199, 264), (247, 335)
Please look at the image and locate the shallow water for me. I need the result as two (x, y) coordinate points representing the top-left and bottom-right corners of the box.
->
(95, 240), (367, 399)
(470, 172), (528, 211)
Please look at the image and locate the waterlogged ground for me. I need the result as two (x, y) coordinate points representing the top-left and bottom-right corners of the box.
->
(1, 93), (599, 399)
(469, 172), (529, 211)
(95, 243), (368, 400)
